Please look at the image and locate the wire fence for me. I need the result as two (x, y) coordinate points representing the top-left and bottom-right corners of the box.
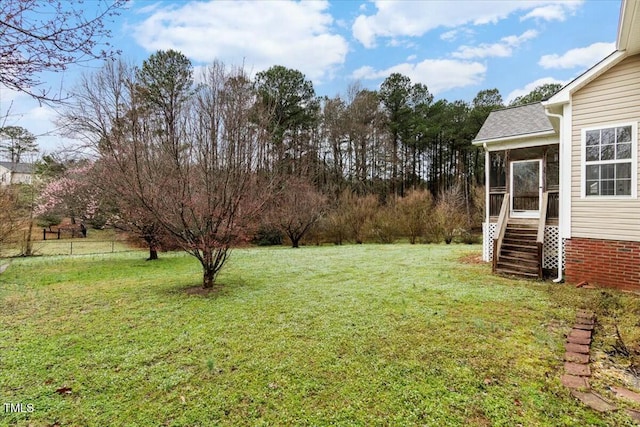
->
(0, 238), (138, 258)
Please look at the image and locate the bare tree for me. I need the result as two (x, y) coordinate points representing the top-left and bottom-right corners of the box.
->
(0, 0), (126, 101)
(0, 187), (21, 252)
(268, 177), (327, 248)
(102, 58), (273, 288)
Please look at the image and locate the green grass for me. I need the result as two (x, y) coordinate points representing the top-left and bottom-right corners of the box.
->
(0, 244), (637, 426)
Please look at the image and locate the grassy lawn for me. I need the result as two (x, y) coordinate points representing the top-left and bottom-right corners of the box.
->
(0, 244), (638, 426)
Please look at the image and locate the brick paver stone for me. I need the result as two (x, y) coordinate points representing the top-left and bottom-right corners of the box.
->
(626, 409), (640, 422)
(611, 386), (640, 404)
(565, 352), (589, 364)
(561, 374), (589, 389)
(574, 323), (595, 331)
(576, 310), (595, 318)
(567, 334), (591, 345)
(565, 362), (591, 377)
(568, 329), (592, 339)
(571, 391), (616, 412)
(565, 342), (590, 354)
(575, 317), (595, 325)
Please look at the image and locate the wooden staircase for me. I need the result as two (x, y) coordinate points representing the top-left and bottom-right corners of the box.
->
(494, 219), (541, 278)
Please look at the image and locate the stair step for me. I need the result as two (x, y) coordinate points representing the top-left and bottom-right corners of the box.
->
(499, 253), (538, 268)
(493, 218), (542, 279)
(502, 240), (538, 252)
(506, 226), (537, 232)
(502, 237), (537, 244)
(495, 268), (540, 278)
(497, 257), (539, 269)
(505, 231), (537, 238)
(496, 261), (539, 276)
(501, 252), (539, 262)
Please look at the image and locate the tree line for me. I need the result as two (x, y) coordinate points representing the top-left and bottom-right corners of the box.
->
(6, 49), (560, 288)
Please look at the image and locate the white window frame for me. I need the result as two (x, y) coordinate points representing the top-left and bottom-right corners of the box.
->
(581, 121), (637, 199)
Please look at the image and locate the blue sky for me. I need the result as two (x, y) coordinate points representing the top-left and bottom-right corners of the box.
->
(0, 0), (622, 154)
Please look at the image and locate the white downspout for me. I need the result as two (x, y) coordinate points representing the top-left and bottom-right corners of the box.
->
(484, 143), (490, 262)
(544, 107), (564, 283)
(484, 143), (490, 226)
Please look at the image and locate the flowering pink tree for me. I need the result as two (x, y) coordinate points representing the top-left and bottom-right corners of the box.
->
(35, 164), (104, 226)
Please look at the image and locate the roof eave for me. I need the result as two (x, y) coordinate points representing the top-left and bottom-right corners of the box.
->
(542, 50), (626, 108)
(472, 129), (556, 146)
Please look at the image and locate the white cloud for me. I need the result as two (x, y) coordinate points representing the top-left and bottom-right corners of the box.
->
(440, 27), (475, 42)
(0, 90), (74, 154)
(351, 59), (486, 95)
(521, 4), (579, 22)
(452, 29), (538, 59)
(132, 0), (349, 81)
(505, 77), (566, 103)
(352, 1), (583, 48)
(538, 42), (616, 69)
(440, 29), (458, 42)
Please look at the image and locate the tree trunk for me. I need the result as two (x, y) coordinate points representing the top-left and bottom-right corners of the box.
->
(203, 267), (215, 289)
(291, 237), (300, 248)
(202, 247), (215, 288)
(148, 245), (158, 260)
(144, 235), (159, 260)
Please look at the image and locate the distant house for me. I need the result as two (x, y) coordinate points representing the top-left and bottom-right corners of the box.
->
(0, 162), (35, 186)
(474, 0), (640, 292)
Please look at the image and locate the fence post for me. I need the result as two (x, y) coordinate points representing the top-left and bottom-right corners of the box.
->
(70, 241), (73, 256)
(43, 228), (46, 241)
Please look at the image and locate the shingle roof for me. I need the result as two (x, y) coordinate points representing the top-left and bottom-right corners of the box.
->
(0, 162), (34, 174)
(473, 102), (555, 143)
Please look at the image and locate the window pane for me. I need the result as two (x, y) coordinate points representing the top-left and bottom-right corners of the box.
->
(617, 143), (631, 159)
(616, 179), (631, 196)
(601, 180), (615, 195)
(546, 145), (560, 189)
(586, 130), (600, 146)
(617, 126), (632, 143)
(601, 144), (615, 160)
(489, 152), (506, 189)
(617, 163), (631, 179)
(584, 125), (635, 198)
(602, 128), (615, 145)
(601, 163), (615, 179)
(586, 146), (599, 161)
(586, 165), (600, 179)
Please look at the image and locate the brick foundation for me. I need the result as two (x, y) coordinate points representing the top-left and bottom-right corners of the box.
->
(565, 237), (640, 292)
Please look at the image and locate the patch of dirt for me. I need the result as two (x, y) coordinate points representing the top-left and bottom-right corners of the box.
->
(459, 253), (484, 264)
(183, 285), (225, 296)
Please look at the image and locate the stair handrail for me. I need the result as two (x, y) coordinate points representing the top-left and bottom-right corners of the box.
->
(492, 192), (510, 272)
(536, 191), (549, 279)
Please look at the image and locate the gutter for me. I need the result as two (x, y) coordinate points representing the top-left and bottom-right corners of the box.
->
(544, 107), (564, 283)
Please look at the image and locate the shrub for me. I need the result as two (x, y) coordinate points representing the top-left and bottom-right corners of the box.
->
(397, 189), (433, 244)
(433, 185), (467, 244)
(368, 202), (400, 244)
(252, 226), (283, 246)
